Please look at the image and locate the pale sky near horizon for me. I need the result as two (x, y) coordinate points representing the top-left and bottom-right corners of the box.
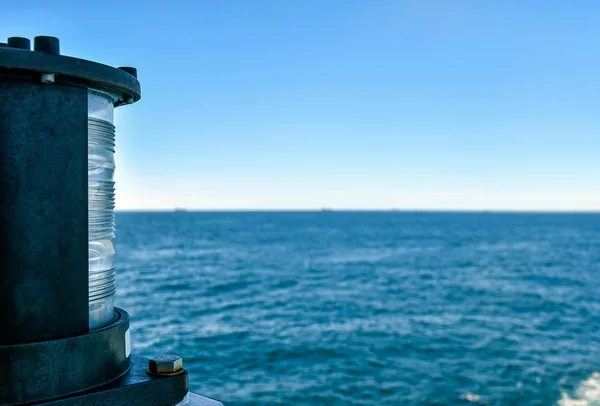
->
(3, 1), (600, 211)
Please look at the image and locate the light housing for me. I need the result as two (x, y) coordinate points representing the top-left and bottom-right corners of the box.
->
(88, 90), (118, 328)
(0, 35), (222, 406)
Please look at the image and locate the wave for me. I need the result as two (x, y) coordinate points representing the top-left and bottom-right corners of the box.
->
(460, 392), (487, 404)
(559, 372), (600, 406)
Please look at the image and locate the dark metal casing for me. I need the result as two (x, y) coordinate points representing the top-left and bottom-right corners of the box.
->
(0, 79), (89, 345)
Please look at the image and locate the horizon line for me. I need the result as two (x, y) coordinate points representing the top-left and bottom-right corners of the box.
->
(114, 208), (600, 214)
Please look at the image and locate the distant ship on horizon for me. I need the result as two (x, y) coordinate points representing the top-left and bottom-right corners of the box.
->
(174, 207), (187, 212)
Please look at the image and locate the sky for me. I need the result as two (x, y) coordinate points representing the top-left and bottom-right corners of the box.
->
(2, 1), (600, 211)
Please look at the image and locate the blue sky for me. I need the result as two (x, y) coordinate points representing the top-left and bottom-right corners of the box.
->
(3, 1), (600, 210)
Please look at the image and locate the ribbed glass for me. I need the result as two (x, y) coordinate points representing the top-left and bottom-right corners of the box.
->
(88, 91), (117, 329)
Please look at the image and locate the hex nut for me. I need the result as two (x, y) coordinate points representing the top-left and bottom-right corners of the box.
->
(148, 354), (183, 375)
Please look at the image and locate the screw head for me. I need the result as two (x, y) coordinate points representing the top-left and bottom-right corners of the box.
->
(148, 354), (183, 375)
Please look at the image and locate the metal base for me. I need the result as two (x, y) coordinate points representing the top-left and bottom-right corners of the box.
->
(0, 306), (223, 405)
(40, 354), (224, 405)
(43, 355), (189, 406)
(0, 308), (130, 405)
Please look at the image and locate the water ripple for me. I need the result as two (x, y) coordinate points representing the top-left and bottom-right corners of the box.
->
(115, 212), (600, 405)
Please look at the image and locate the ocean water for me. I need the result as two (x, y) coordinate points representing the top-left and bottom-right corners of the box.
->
(115, 212), (600, 405)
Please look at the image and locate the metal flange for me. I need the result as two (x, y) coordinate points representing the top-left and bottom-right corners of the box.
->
(0, 36), (140, 106)
(0, 308), (131, 405)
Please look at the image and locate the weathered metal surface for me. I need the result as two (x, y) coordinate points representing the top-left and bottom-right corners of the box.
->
(0, 308), (130, 405)
(0, 78), (89, 345)
(42, 355), (189, 406)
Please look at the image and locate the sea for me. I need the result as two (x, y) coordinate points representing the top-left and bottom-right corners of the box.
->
(114, 211), (600, 405)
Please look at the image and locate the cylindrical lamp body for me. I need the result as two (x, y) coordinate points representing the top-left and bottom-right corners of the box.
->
(88, 91), (117, 329)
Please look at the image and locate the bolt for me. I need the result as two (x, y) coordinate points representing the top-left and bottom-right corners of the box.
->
(148, 354), (183, 376)
(40, 73), (55, 83)
(34, 36), (60, 55)
(7, 37), (31, 50)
